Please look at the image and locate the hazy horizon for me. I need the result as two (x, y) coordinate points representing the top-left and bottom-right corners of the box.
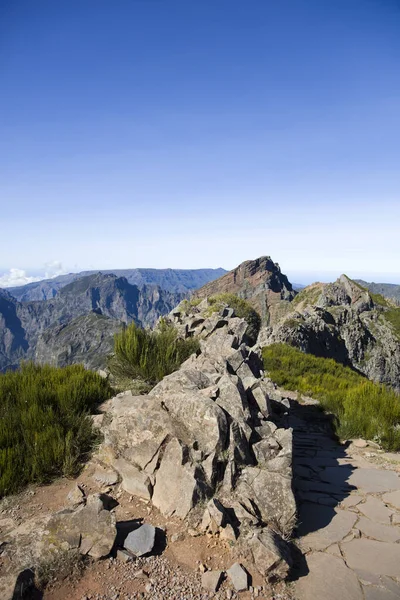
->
(1, 260), (400, 290)
(1, 1), (399, 285)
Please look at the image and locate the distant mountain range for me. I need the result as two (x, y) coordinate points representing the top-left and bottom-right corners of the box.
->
(355, 280), (400, 304)
(0, 268), (226, 371)
(8, 267), (227, 301)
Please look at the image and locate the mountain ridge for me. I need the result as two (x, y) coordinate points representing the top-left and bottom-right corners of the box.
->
(7, 267), (227, 301)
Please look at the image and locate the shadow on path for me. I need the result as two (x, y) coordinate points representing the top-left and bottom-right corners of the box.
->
(272, 398), (357, 581)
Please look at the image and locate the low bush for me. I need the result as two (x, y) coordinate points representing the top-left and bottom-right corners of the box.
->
(207, 293), (261, 345)
(110, 319), (200, 385)
(262, 343), (400, 450)
(0, 363), (113, 497)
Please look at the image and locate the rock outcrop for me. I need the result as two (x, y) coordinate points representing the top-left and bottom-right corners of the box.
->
(98, 299), (296, 580)
(194, 256), (296, 324)
(261, 275), (400, 390)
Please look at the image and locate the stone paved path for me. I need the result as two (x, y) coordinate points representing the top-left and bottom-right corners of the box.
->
(286, 401), (400, 600)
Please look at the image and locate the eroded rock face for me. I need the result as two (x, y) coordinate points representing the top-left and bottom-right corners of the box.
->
(99, 302), (296, 580)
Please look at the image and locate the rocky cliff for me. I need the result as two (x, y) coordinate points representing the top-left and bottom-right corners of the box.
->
(0, 273), (186, 372)
(195, 256), (295, 324)
(261, 275), (400, 390)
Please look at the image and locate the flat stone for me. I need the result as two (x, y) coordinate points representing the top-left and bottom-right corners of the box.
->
(325, 543), (342, 557)
(358, 497), (393, 524)
(201, 570), (223, 592)
(227, 563), (248, 591)
(340, 494), (363, 509)
(357, 517), (400, 543)
(342, 539), (400, 577)
(382, 490), (400, 511)
(348, 469), (400, 493)
(294, 552), (363, 600)
(124, 524), (155, 557)
(354, 569), (382, 585)
(298, 504), (357, 550)
(363, 586), (400, 600)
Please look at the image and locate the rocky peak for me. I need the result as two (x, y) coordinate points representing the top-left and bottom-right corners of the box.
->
(261, 275), (400, 390)
(195, 256), (295, 323)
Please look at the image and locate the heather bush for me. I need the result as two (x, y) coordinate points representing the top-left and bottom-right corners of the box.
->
(262, 343), (400, 450)
(0, 363), (113, 496)
(110, 319), (199, 385)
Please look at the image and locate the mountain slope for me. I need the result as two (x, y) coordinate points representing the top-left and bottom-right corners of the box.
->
(8, 268), (227, 301)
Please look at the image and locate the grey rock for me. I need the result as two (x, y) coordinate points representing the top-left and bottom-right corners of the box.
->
(152, 438), (207, 518)
(44, 493), (116, 559)
(201, 570), (223, 592)
(236, 467), (296, 533)
(66, 484), (85, 508)
(124, 524), (156, 557)
(249, 528), (292, 580)
(227, 562), (248, 591)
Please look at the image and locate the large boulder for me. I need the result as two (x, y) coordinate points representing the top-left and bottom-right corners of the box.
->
(152, 438), (209, 518)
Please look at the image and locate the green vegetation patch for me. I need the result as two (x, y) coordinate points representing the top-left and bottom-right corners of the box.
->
(207, 293), (261, 345)
(384, 308), (400, 340)
(110, 319), (199, 385)
(291, 286), (321, 307)
(262, 344), (400, 451)
(0, 363), (113, 497)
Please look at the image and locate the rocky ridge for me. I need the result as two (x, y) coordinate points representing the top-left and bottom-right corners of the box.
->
(8, 268), (227, 302)
(260, 275), (400, 390)
(97, 298), (296, 577)
(0, 299), (297, 599)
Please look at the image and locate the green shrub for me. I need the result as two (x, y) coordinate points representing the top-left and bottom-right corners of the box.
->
(207, 293), (261, 345)
(0, 363), (113, 497)
(262, 344), (400, 450)
(110, 319), (199, 385)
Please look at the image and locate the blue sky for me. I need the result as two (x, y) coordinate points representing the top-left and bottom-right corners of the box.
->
(1, 0), (400, 286)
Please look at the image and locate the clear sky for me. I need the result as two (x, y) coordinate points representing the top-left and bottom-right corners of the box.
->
(1, 0), (399, 287)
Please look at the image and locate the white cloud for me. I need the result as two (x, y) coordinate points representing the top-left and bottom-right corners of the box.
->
(0, 262), (67, 288)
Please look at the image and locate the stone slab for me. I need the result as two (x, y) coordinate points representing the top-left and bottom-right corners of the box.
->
(382, 490), (400, 511)
(357, 517), (400, 543)
(348, 469), (400, 493)
(342, 539), (400, 577)
(294, 552), (363, 600)
(298, 504), (357, 550)
(358, 497), (393, 524)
